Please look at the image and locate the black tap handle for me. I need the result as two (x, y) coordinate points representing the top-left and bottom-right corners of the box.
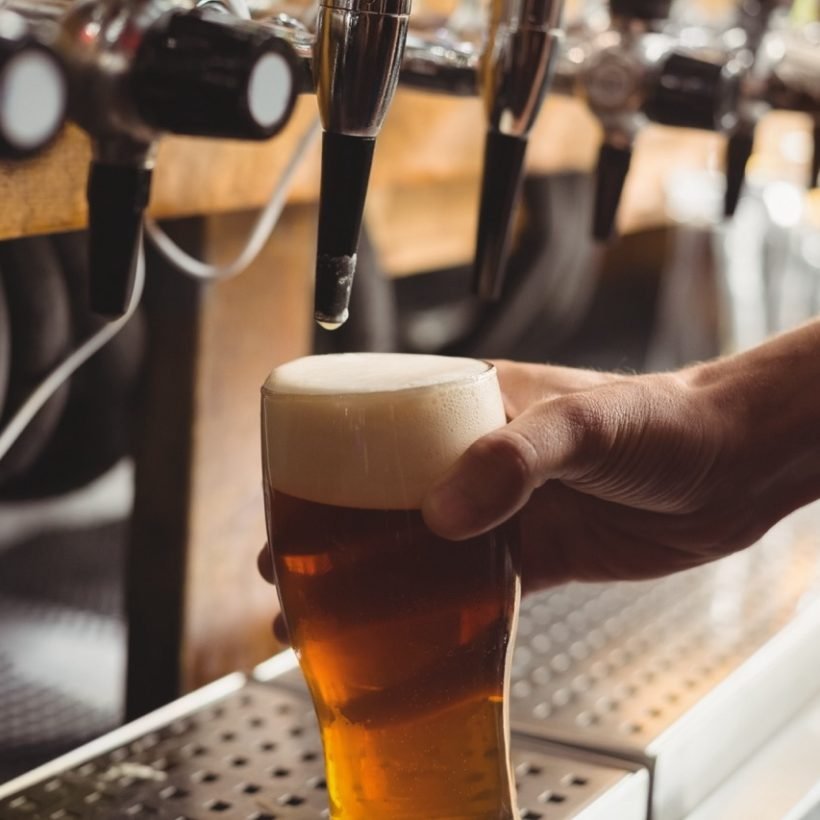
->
(473, 131), (528, 301)
(645, 53), (739, 132)
(610, 0), (673, 21)
(314, 131), (376, 328)
(87, 162), (152, 317)
(724, 129), (754, 217)
(811, 122), (820, 190)
(0, 10), (66, 158)
(133, 8), (298, 141)
(592, 141), (632, 241)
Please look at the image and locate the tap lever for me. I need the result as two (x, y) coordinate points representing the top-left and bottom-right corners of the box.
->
(645, 52), (739, 132)
(315, 131), (376, 328)
(87, 161), (152, 317)
(811, 122), (819, 190)
(724, 128), (753, 217)
(474, 131), (528, 301)
(609, 0), (673, 21)
(132, 8), (298, 141)
(593, 141), (632, 241)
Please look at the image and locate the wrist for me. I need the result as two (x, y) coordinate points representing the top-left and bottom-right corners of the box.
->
(684, 321), (820, 521)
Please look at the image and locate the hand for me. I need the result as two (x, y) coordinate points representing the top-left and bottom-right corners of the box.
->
(257, 546), (290, 644)
(260, 320), (820, 606)
(422, 359), (781, 590)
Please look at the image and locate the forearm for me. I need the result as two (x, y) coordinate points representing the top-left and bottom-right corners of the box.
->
(688, 319), (820, 522)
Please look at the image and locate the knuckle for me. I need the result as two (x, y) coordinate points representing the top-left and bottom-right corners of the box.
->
(554, 394), (613, 472)
(470, 429), (538, 490)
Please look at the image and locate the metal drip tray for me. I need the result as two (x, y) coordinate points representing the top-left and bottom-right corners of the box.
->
(0, 675), (648, 819)
(508, 505), (820, 819)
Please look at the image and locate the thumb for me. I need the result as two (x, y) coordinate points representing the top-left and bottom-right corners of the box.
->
(422, 395), (596, 540)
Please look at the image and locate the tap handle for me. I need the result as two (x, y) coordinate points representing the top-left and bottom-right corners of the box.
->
(132, 8), (298, 141)
(644, 53), (739, 132)
(474, 132), (528, 301)
(609, 0), (673, 21)
(811, 121), (819, 190)
(0, 10), (66, 158)
(724, 128), (754, 217)
(87, 162), (152, 317)
(593, 141), (632, 241)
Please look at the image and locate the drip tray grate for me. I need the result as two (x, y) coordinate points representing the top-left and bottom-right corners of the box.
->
(0, 678), (647, 819)
(507, 504), (820, 818)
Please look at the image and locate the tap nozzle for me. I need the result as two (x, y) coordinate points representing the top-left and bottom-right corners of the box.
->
(315, 131), (376, 328)
(592, 140), (632, 241)
(474, 0), (564, 300)
(312, 0), (411, 328)
(87, 156), (153, 316)
(724, 127), (754, 217)
(474, 131), (528, 300)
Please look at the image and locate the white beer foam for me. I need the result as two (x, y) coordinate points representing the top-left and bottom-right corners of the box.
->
(262, 353), (506, 510)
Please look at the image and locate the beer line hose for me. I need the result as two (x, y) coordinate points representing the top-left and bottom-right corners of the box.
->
(144, 116), (321, 281)
(0, 113), (320, 461)
(0, 247), (145, 462)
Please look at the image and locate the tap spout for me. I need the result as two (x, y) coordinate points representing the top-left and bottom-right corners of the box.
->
(312, 0), (410, 327)
(474, 0), (563, 300)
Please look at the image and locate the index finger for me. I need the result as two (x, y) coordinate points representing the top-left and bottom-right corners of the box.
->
(257, 544), (274, 584)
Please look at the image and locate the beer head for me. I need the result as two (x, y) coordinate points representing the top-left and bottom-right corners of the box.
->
(262, 353), (506, 510)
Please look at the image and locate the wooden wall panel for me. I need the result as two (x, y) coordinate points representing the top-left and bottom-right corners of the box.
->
(180, 205), (315, 690)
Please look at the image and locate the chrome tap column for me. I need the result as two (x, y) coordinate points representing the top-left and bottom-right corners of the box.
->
(312, 0), (410, 328)
(474, 0), (563, 300)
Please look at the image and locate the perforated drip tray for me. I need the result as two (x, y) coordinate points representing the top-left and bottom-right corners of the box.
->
(507, 504), (820, 819)
(0, 675), (648, 820)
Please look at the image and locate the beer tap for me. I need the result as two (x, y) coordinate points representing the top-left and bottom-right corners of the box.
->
(749, 22), (820, 188)
(0, 9), (67, 158)
(473, 0), (564, 300)
(576, 0), (682, 241)
(720, 0), (785, 215)
(54, 0), (299, 316)
(311, 0), (411, 328)
(550, 0), (751, 240)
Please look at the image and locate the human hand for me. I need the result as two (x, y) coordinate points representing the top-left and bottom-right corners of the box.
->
(422, 359), (783, 590)
(260, 321), (820, 604)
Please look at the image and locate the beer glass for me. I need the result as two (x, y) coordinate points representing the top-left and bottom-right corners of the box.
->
(261, 353), (520, 819)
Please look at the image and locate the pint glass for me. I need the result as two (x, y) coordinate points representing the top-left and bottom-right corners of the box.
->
(261, 353), (520, 819)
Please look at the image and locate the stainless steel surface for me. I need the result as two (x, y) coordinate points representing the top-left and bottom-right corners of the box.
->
(313, 2), (409, 136)
(509, 503), (820, 819)
(400, 31), (479, 96)
(0, 676), (649, 819)
(755, 26), (820, 114)
(686, 690), (820, 820)
(481, 0), (563, 137)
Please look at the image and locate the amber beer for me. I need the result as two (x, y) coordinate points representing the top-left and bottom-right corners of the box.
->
(262, 353), (520, 820)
